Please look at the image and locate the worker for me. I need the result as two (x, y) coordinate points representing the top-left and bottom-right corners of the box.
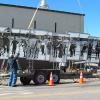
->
(34, 40), (41, 58)
(47, 41), (52, 55)
(87, 43), (93, 59)
(3, 35), (10, 54)
(11, 36), (18, 54)
(58, 42), (63, 58)
(7, 53), (19, 87)
(81, 43), (87, 56)
(52, 39), (58, 57)
(41, 41), (45, 55)
(95, 42), (100, 59)
(20, 39), (27, 57)
(59, 62), (67, 72)
(69, 43), (76, 57)
(73, 43), (76, 56)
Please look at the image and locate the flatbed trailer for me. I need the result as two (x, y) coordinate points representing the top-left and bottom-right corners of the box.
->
(0, 58), (93, 85)
(0, 28), (99, 85)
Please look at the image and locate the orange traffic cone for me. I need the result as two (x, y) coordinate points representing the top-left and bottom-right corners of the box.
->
(79, 71), (85, 84)
(49, 72), (54, 86)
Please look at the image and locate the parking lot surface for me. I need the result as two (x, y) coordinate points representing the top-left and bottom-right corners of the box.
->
(0, 79), (100, 100)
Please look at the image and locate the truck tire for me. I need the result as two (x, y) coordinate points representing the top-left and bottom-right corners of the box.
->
(20, 77), (31, 85)
(33, 72), (46, 85)
(49, 73), (60, 84)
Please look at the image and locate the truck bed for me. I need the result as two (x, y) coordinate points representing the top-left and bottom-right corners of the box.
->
(0, 58), (59, 70)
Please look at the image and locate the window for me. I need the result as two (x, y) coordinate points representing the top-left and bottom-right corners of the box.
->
(12, 18), (14, 28)
(34, 20), (36, 29)
(54, 22), (57, 33)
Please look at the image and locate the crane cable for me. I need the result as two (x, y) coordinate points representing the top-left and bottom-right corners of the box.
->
(27, 2), (40, 71)
(27, 3), (40, 29)
(76, 0), (89, 33)
(76, 0), (90, 61)
(76, 0), (84, 60)
(76, 0), (83, 13)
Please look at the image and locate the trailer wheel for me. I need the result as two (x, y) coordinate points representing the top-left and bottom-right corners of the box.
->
(20, 77), (31, 85)
(49, 73), (60, 84)
(33, 72), (46, 85)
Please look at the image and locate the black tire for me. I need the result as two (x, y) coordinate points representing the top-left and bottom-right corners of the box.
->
(33, 72), (46, 85)
(52, 73), (60, 84)
(20, 76), (31, 85)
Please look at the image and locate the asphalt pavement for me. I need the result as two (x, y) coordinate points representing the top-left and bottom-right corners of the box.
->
(0, 79), (100, 100)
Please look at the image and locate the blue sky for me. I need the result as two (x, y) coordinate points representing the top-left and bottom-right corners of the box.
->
(0, 0), (100, 37)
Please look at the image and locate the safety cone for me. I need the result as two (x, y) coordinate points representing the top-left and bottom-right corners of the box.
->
(79, 71), (85, 84)
(49, 72), (54, 86)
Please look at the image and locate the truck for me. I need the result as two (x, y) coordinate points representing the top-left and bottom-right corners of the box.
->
(0, 27), (99, 85)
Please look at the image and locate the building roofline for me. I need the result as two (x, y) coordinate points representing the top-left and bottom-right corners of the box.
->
(0, 3), (85, 16)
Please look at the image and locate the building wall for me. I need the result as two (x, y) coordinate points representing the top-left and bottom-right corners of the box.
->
(0, 5), (84, 33)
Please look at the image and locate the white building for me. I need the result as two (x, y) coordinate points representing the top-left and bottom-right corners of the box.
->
(0, 3), (84, 34)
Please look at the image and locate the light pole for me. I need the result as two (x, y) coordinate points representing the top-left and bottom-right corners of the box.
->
(39, 0), (49, 9)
